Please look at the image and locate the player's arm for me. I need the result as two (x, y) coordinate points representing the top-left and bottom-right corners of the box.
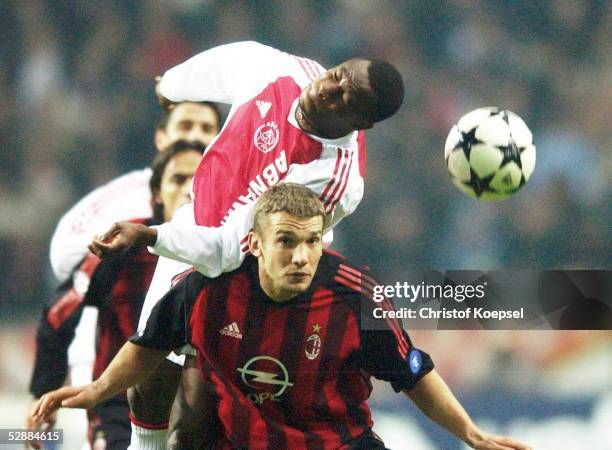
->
(89, 202), (246, 278)
(90, 144), (364, 276)
(26, 290), (82, 448)
(358, 272), (530, 450)
(158, 41), (282, 105)
(31, 271), (196, 424)
(152, 142), (367, 275)
(405, 370), (531, 450)
(25, 292), (73, 449)
(32, 274), (201, 423)
(31, 342), (168, 424)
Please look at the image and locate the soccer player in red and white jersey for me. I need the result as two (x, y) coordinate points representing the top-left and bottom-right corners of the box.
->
(87, 40), (405, 449)
(33, 184), (531, 450)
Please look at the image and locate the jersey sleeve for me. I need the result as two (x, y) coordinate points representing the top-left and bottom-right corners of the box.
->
(357, 271), (434, 392)
(29, 281), (83, 398)
(151, 143), (364, 278)
(159, 41), (289, 105)
(130, 271), (204, 351)
(50, 169), (152, 282)
(150, 201), (249, 278)
(29, 255), (103, 397)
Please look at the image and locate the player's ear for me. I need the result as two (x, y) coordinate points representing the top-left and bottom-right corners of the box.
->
(154, 129), (167, 151)
(248, 230), (262, 257)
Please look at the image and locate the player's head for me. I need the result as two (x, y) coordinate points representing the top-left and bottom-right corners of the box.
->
(149, 140), (205, 223)
(249, 183), (325, 302)
(155, 101), (221, 150)
(297, 58), (404, 139)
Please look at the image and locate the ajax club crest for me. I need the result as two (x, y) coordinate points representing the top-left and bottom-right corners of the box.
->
(254, 121), (279, 153)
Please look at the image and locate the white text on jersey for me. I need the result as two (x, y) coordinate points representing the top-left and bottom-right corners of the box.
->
(222, 151), (288, 224)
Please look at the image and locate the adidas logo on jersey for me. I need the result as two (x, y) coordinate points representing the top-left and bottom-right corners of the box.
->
(256, 100), (272, 118)
(220, 322), (243, 339)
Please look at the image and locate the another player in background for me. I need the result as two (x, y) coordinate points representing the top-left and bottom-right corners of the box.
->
(26, 141), (205, 450)
(87, 40), (404, 449)
(33, 184), (531, 450)
(49, 100), (221, 282)
(41, 100), (220, 448)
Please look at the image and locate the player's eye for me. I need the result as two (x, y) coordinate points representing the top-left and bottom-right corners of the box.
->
(179, 121), (192, 130)
(277, 237), (292, 246)
(307, 237), (321, 245)
(171, 175), (188, 185)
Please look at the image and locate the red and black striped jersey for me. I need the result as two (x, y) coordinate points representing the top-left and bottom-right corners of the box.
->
(132, 251), (433, 449)
(87, 243), (158, 380)
(30, 219), (158, 397)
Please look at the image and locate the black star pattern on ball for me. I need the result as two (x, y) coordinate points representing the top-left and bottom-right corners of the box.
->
(498, 140), (522, 168)
(460, 128), (480, 159)
(466, 170), (495, 197)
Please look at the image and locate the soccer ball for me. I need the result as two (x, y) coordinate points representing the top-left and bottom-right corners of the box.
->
(444, 107), (536, 201)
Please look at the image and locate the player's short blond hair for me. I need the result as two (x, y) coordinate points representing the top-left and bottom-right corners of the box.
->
(253, 183), (325, 235)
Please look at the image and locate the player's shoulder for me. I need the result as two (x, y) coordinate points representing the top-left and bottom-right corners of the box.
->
(318, 250), (378, 300)
(180, 255), (256, 294)
(72, 168), (152, 207)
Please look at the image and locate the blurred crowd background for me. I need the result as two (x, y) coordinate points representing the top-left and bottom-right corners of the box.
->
(0, 1), (610, 449)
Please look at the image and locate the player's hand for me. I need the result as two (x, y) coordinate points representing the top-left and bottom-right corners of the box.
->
(155, 76), (177, 111)
(88, 221), (157, 258)
(31, 384), (104, 426)
(470, 433), (532, 450)
(24, 399), (57, 449)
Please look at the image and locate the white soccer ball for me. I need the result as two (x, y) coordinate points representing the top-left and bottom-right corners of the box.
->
(444, 107), (536, 201)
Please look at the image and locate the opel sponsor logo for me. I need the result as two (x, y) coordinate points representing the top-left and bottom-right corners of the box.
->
(237, 355), (294, 404)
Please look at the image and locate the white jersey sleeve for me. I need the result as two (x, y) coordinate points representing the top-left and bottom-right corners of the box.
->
(50, 169), (153, 281)
(151, 142), (363, 278)
(159, 41), (290, 105)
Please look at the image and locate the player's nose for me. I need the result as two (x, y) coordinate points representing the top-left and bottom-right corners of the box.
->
(291, 245), (308, 268)
(187, 129), (206, 145)
(318, 79), (341, 101)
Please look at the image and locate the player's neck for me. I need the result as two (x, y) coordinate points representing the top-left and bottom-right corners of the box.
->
(257, 267), (298, 303)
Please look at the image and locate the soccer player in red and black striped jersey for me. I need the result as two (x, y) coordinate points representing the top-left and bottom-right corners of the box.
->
(26, 141), (205, 450)
(32, 184), (532, 450)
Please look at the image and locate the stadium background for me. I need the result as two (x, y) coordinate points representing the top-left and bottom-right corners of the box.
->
(0, 1), (610, 448)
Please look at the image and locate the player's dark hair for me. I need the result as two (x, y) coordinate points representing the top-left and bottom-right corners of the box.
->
(155, 101), (222, 131)
(149, 140), (205, 223)
(363, 59), (404, 123)
(253, 183), (325, 236)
